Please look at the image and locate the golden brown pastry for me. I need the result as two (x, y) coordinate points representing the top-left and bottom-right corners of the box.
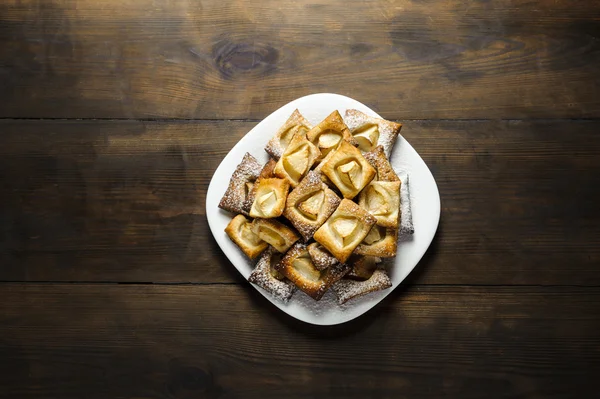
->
(251, 218), (300, 253)
(265, 109), (313, 160)
(346, 255), (382, 280)
(363, 145), (400, 182)
(243, 159), (278, 214)
(320, 140), (376, 199)
(275, 243), (350, 300)
(274, 132), (321, 187)
(283, 171), (341, 241)
(258, 158), (277, 179)
(313, 199), (377, 263)
(248, 178), (290, 218)
(344, 109), (402, 158)
(248, 247), (296, 303)
(306, 110), (357, 161)
(224, 214), (268, 259)
(218, 153), (262, 215)
(332, 269), (392, 304)
(358, 181), (401, 228)
(354, 224), (398, 257)
(307, 242), (339, 271)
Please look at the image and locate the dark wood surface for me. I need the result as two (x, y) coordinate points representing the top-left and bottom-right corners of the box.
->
(1, 284), (599, 399)
(1, 0), (599, 398)
(1, 0), (600, 119)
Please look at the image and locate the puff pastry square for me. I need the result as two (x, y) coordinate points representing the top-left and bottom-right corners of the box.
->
(313, 199), (377, 263)
(274, 132), (321, 187)
(251, 218), (300, 253)
(248, 178), (290, 218)
(398, 172), (415, 237)
(218, 153), (262, 215)
(307, 242), (340, 271)
(320, 140), (376, 199)
(265, 109), (313, 160)
(248, 247), (296, 303)
(224, 214), (268, 259)
(243, 159), (278, 213)
(283, 171), (341, 241)
(354, 224), (398, 257)
(344, 109), (402, 158)
(306, 110), (357, 162)
(346, 255), (382, 280)
(358, 181), (401, 228)
(363, 145), (400, 182)
(275, 243), (350, 300)
(332, 269), (392, 304)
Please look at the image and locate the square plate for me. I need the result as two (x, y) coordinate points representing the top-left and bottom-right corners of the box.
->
(206, 93), (440, 325)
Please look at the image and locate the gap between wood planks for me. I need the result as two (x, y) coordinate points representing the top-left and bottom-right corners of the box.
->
(0, 281), (599, 288)
(0, 117), (599, 122)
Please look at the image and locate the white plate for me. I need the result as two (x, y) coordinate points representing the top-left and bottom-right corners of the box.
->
(206, 93), (440, 325)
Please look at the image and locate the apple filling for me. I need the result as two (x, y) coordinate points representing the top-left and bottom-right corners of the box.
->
(239, 222), (263, 246)
(336, 159), (362, 189)
(257, 226), (286, 249)
(363, 225), (386, 245)
(292, 254), (322, 282)
(280, 125), (308, 149)
(352, 124), (380, 152)
(297, 190), (325, 220)
(331, 216), (359, 247)
(365, 185), (390, 216)
(315, 130), (342, 159)
(283, 145), (310, 183)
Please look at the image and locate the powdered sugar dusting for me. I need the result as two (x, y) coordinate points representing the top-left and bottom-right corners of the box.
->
(332, 269), (392, 304)
(218, 153), (262, 215)
(248, 247), (296, 303)
(397, 171), (414, 237)
(307, 242), (339, 271)
(283, 171), (341, 241)
(343, 109), (401, 159)
(364, 146), (400, 182)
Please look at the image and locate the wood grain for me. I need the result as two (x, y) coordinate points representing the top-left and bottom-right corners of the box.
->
(1, 119), (598, 284)
(0, 283), (598, 398)
(1, 0), (599, 119)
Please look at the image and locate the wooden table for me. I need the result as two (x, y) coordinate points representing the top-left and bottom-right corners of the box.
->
(1, 1), (599, 397)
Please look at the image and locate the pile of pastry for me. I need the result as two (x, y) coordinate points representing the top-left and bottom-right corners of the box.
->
(219, 109), (413, 304)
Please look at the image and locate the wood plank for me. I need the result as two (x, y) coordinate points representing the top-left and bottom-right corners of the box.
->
(0, 283), (598, 398)
(1, 119), (599, 285)
(1, 0), (599, 119)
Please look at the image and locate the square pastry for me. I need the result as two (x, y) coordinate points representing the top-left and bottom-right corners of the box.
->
(344, 109), (402, 158)
(265, 109), (313, 160)
(243, 158), (277, 213)
(224, 214), (268, 259)
(275, 243), (350, 301)
(358, 180), (401, 228)
(218, 153), (262, 215)
(283, 171), (341, 242)
(354, 224), (398, 257)
(274, 132), (321, 187)
(320, 140), (376, 199)
(248, 247), (296, 303)
(332, 269), (392, 304)
(363, 145), (400, 182)
(313, 199), (377, 263)
(306, 110), (357, 162)
(251, 218), (300, 253)
(249, 178), (290, 218)
(307, 242), (340, 271)
(346, 255), (382, 280)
